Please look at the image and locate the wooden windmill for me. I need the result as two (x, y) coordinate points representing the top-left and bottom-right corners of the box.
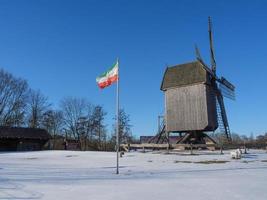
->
(150, 17), (235, 145)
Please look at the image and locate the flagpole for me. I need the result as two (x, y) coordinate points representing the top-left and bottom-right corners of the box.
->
(116, 58), (120, 174)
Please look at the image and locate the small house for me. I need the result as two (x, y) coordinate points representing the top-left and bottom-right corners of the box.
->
(0, 126), (51, 151)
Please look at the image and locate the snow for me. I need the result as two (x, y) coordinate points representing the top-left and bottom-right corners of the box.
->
(0, 149), (267, 200)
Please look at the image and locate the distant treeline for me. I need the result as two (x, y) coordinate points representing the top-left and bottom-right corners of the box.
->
(0, 68), (136, 151)
(211, 132), (267, 149)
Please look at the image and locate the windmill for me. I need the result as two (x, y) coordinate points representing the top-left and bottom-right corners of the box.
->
(195, 16), (235, 141)
(149, 17), (235, 146)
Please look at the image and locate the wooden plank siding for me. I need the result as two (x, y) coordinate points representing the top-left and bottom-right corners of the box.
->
(206, 84), (218, 130)
(165, 83), (217, 132)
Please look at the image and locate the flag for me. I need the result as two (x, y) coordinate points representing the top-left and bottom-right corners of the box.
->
(96, 60), (119, 89)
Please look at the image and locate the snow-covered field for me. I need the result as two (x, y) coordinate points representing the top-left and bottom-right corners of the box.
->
(0, 149), (267, 200)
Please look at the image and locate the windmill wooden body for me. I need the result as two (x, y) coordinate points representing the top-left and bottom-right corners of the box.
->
(150, 17), (235, 145)
(161, 61), (218, 132)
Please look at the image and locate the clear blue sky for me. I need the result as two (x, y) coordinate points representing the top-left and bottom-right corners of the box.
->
(0, 0), (266, 137)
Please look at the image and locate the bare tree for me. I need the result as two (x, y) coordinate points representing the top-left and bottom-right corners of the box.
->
(76, 116), (92, 150)
(42, 109), (63, 148)
(0, 69), (29, 126)
(112, 108), (133, 145)
(91, 105), (107, 150)
(256, 132), (267, 145)
(27, 89), (50, 128)
(60, 97), (93, 150)
(42, 110), (63, 135)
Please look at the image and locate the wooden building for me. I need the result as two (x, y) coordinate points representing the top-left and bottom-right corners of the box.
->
(161, 60), (218, 133)
(0, 126), (51, 151)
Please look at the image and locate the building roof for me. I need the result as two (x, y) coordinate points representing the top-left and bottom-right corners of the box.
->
(0, 127), (51, 140)
(160, 60), (210, 91)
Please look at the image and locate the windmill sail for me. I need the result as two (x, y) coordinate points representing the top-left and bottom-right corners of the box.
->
(220, 77), (235, 91)
(218, 77), (235, 100)
(208, 16), (216, 73)
(195, 44), (203, 61)
(207, 17), (234, 142)
(219, 83), (236, 100)
(195, 45), (216, 77)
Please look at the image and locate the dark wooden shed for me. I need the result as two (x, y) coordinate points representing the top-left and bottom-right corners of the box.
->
(161, 60), (218, 133)
(0, 127), (51, 151)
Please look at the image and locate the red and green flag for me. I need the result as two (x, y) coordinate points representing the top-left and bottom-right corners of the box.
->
(96, 59), (120, 174)
(96, 60), (119, 89)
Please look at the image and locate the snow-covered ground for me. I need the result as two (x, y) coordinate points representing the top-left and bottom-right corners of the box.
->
(0, 149), (267, 200)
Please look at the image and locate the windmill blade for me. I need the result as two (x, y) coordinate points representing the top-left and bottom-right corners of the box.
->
(216, 90), (232, 141)
(208, 16), (216, 74)
(217, 77), (236, 100)
(219, 83), (236, 100)
(195, 44), (216, 77)
(220, 77), (235, 91)
(195, 44), (203, 61)
(195, 44), (208, 67)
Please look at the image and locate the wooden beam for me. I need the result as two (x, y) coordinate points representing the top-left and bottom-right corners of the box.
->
(120, 143), (218, 150)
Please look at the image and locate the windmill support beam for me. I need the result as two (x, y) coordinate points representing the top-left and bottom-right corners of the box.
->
(176, 131), (217, 145)
(120, 143), (218, 151)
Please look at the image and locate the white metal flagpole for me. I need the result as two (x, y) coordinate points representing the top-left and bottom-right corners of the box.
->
(116, 58), (120, 174)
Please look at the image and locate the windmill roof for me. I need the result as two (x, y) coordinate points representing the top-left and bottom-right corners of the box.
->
(160, 60), (210, 91)
(0, 126), (51, 140)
